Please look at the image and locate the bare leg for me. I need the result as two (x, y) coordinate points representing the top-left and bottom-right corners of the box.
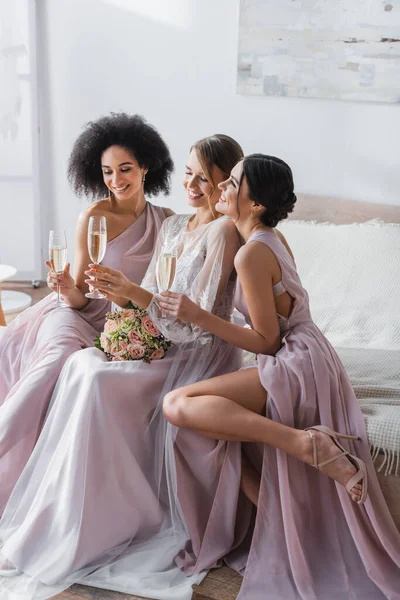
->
(164, 369), (362, 502)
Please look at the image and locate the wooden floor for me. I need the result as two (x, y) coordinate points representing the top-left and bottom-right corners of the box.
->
(54, 585), (148, 600)
(192, 567), (242, 600)
(2, 281), (242, 600)
(52, 567), (242, 600)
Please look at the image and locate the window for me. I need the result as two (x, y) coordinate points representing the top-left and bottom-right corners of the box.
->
(0, 0), (41, 280)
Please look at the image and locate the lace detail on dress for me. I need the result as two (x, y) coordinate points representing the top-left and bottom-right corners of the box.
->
(142, 215), (238, 344)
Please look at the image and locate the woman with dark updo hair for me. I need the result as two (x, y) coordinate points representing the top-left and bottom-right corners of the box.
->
(0, 113), (173, 513)
(162, 154), (400, 599)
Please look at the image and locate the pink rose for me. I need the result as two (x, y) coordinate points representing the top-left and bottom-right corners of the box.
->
(104, 320), (119, 334)
(112, 349), (129, 361)
(141, 316), (160, 337)
(120, 309), (136, 320)
(149, 347), (165, 361)
(128, 343), (146, 359)
(128, 329), (143, 344)
(117, 340), (128, 352)
(109, 341), (120, 355)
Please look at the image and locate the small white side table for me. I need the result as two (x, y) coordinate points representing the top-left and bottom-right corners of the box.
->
(0, 265), (32, 324)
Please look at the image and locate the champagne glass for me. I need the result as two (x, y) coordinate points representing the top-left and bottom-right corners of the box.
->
(85, 216), (107, 299)
(157, 252), (177, 321)
(156, 253), (177, 293)
(49, 230), (67, 305)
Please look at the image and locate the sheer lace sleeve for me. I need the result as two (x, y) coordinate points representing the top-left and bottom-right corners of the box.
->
(140, 216), (169, 295)
(144, 216), (240, 344)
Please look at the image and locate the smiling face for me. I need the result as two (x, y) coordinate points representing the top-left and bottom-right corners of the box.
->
(101, 145), (147, 201)
(215, 160), (252, 222)
(183, 149), (226, 212)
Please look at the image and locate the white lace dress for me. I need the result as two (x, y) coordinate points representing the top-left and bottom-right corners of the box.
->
(0, 215), (243, 600)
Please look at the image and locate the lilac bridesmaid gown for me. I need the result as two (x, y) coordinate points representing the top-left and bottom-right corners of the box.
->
(229, 230), (400, 599)
(0, 216), (242, 600)
(0, 202), (167, 514)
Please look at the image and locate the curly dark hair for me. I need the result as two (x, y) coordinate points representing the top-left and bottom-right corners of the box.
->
(240, 154), (297, 227)
(67, 113), (174, 199)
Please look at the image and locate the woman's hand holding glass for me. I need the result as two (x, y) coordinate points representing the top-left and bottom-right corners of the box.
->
(85, 216), (108, 299)
(158, 291), (200, 323)
(84, 264), (134, 300)
(46, 262), (75, 295)
(48, 229), (69, 305)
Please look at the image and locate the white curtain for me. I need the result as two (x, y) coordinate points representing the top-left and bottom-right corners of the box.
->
(0, 0), (26, 140)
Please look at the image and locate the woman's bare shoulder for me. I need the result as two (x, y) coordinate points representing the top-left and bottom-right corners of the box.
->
(234, 239), (276, 272)
(83, 199), (110, 216)
(75, 200), (110, 236)
(77, 199), (110, 223)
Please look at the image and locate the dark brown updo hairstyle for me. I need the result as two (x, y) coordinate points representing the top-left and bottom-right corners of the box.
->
(239, 154), (297, 227)
(191, 134), (244, 218)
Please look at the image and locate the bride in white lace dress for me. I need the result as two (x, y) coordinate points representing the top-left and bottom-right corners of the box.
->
(0, 135), (244, 600)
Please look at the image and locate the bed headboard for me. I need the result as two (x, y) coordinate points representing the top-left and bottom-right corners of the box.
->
(288, 194), (400, 224)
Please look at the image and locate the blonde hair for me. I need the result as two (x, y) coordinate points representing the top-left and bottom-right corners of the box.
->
(191, 134), (244, 219)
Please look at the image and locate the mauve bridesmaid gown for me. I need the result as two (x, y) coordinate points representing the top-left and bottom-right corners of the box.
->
(0, 202), (167, 513)
(174, 231), (400, 600)
(192, 229), (400, 600)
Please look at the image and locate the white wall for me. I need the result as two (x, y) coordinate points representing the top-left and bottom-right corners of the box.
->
(37, 0), (400, 274)
(0, 0), (41, 280)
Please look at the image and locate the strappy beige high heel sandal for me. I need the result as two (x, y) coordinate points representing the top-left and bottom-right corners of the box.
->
(305, 425), (368, 505)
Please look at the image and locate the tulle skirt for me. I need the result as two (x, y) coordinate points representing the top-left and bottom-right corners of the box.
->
(0, 334), (243, 600)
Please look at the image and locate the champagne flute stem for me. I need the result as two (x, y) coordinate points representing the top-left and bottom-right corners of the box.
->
(57, 282), (60, 304)
(92, 262), (98, 290)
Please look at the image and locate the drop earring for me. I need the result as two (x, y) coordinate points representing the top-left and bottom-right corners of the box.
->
(142, 173), (146, 184)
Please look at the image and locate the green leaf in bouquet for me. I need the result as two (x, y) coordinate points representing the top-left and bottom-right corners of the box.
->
(94, 335), (104, 352)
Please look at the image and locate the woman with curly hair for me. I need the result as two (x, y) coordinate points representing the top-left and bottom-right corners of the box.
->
(162, 154), (400, 599)
(0, 113), (174, 513)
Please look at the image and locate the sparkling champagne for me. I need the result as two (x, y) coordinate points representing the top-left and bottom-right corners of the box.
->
(157, 254), (177, 291)
(88, 231), (107, 264)
(50, 247), (67, 273)
(48, 229), (67, 306)
(85, 216), (107, 300)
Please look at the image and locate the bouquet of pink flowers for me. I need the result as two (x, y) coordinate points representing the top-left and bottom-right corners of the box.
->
(95, 302), (171, 363)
